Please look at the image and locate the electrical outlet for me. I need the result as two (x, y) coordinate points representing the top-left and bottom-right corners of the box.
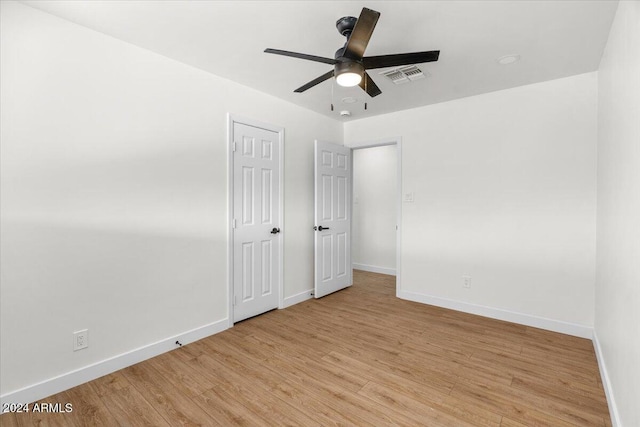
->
(462, 276), (471, 289)
(73, 329), (88, 351)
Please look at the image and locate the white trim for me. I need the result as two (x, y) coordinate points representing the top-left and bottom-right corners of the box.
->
(0, 319), (229, 406)
(593, 331), (621, 427)
(227, 115), (234, 329)
(353, 263), (396, 276)
(398, 290), (593, 338)
(350, 145), (354, 287)
(282, 289), (314, 308)
(227, 114), (285, 325)
(395, 139), (402, 297)
(345, 136), (402, 150)
(277, 127), (285, 310)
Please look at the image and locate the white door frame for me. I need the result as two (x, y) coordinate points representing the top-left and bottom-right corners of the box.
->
(347, 136), (402, 295)
(227, 114), (285, 328)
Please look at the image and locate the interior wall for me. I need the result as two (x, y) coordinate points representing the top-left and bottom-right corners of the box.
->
(0, 1), (341, 397)
(352, 145), (397, 274)
(345, 72), (598, 332)
(595, 1), (640, 426)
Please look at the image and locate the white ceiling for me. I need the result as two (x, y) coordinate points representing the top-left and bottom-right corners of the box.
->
(21, 0), (618, 122)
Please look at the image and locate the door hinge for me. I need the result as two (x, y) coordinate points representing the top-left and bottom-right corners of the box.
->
(232, 219), (237, 229)
(233, 295), (237, 306)
(232, 142), (237, 152)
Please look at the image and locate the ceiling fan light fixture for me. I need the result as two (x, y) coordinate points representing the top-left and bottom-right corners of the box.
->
(336, 72), (362, 87)
(335, 61), (364, 87)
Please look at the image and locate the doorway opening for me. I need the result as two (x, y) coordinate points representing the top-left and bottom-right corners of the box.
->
(350, 138), (402, 293)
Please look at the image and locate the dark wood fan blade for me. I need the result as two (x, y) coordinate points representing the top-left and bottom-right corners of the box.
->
(344, 8), (380, 60)
(264, 48), (337, 65)
(363, 51), (440, 69)
(294, 70), (335, 93)
(359, 72), (382, 98)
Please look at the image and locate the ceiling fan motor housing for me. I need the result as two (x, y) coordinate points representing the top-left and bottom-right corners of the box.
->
(335, 61), (364, 77)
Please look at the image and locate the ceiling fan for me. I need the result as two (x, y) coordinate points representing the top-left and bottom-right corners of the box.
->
(264, 7), (440, 98)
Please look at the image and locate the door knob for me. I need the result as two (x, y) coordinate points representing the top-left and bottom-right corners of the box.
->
(270, 227), (281, 234)
(314, 225), (330, 231)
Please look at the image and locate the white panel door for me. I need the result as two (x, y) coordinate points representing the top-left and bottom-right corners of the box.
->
(233, 122), (280, 322)
(314, 140), (352, 298)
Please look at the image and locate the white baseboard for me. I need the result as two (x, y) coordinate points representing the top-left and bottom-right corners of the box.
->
(282, 289), (314, 308)
(0, 318), (229, 406)
(398, 290), (593, 339)
(592, 331), (621, 427)
(353, 263), (396, 276)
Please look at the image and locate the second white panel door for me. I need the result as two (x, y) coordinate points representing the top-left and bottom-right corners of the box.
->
(314, 140), (352, 298)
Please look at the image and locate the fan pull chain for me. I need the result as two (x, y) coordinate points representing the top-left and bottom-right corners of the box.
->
(330, 80), (335, 111)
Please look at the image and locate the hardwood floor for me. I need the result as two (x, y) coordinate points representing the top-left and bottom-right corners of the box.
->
(1, 270), (610, 426)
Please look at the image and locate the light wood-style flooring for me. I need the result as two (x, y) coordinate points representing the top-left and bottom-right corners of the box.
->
(2, 270), (610, 426)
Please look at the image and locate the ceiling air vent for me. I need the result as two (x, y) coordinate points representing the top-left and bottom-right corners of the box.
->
(380, 65), (428, 85)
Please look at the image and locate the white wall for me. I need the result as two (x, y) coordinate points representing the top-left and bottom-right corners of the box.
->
(0, 1), (341, 400)
(352, 145), (397, 274)
(595, 2), (640, 426)
(345, 72), (598, 335)
(2, 0), (626, 412)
